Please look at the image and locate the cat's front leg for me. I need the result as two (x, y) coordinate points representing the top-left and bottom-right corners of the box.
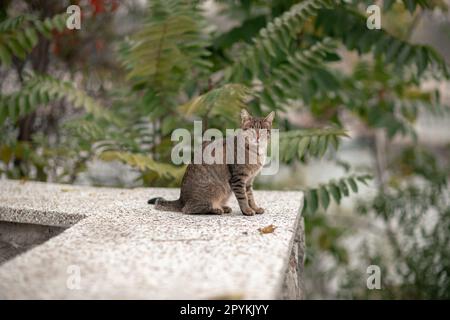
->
(230, 178), (255, 216)
(246, 182), (264, 214)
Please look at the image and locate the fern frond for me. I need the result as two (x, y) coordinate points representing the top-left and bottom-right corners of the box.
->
(63, 118), (109, 141)
(0, 13), (67, 65)
(0, 15), (32, 32)
(178, 84), (252, 121)
(259, 38), (338, 108)
(302, 174), (373, 215)
(121, 0), (211, 93)
(226, 0), (333, 82)
(279, 127), (348, 162)
(99, 151), (185, 181)
(316, 6), (449, 78)
(0, 73), (115, 125)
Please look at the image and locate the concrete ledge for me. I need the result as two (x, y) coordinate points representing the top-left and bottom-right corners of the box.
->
(0, 179), (304, 299)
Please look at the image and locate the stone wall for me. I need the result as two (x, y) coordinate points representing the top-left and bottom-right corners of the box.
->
(0, 180), (304, 299)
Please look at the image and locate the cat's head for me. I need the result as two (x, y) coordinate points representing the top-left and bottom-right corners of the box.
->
(240, 109), (275, 146)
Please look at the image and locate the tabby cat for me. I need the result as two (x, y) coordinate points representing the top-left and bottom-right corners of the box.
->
(148, 109), (274, 215)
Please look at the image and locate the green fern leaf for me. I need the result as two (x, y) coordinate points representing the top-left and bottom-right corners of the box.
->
(121, 0), (211, 95)
(318, 185), (330, 210)
(0, 73), (116, 125)
(302, 174), (373, 215)
(99, 151), (185, 181)
(259, 38), (338, 107)
(279, 127), (348, 162)
(0, 13), (68, 65)
(226, 0), (334, 82)
(178, 84), (252, 122)
(316, 6), (449, 78)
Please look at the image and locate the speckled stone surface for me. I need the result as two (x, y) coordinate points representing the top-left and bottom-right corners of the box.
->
(0, 179), (304, 299)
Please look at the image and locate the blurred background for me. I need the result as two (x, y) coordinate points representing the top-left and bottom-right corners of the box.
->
(0, 0), (449, 299)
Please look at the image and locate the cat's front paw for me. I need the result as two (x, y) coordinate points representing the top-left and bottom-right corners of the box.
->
(242, 207), (255, 216)
(254, 207), (265, 214)
(222, 206), (232, 214)
(210, 207), (224, 215)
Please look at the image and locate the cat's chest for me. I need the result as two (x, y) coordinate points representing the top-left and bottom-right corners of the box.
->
(248, 146), (266, 176)
(257, 144), (267, 166)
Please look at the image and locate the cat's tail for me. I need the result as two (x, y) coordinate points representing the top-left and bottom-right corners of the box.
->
(148, 197), (183, 212)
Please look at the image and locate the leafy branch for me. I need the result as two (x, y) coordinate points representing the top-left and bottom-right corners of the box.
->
(0, 73), (116, 124)
(259, 37), (338, 108)
(279, 127), (348, 162)
(120, 0), (211, 93)
(302, 174), (373, 215)
(316, 6), (449, 78)
(178, 84), (252, 122)
(226, 0), (333, 82)
(99, 151), (185, 181)
(0, 13), (67, 65)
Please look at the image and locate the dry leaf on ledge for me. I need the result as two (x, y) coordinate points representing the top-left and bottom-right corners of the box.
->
(258, 224), (277, 234)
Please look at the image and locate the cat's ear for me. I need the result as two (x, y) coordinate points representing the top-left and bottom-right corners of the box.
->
(240, 109), (252, 123)
(264, 111), (275, 124)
